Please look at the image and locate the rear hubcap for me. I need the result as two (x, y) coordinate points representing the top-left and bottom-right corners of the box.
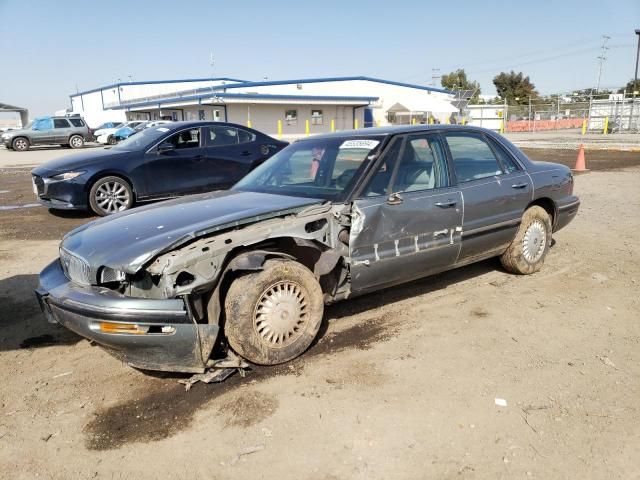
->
(522, 219), (546, 263)
(95, 181), (130, 214)
(254, 281), (308, 348)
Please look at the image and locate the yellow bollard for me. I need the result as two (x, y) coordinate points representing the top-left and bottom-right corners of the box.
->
(247, 119), (252, 128)
(500, 119), (505, 134)
(375, 119), (381, 127)
(277, 119), (282, 138)
(330, 119), (335, 133)
(603, 116), (609, 135)
(411, 118), (416, 125)
(305, 119), (310, 136)
(581, 119), (587, 135)
(461, 118), (466, 126)
(354, 119), (359, 129)
(428, 117), (433, 125)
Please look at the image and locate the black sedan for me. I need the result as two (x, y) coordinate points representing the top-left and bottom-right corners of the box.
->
(30, 121), (287, 216)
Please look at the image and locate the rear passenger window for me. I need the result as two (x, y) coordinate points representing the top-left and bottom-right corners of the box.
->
(166, 128), (200, 149)
(391, 134), (448, 192)
(53, 119), (70, 128)
(68, 118), (85, 127)
(237, 129), (255, 144)
(487, 137), (520, 173)
(445, 133), (503, 183)
(207, 126), (239, 146)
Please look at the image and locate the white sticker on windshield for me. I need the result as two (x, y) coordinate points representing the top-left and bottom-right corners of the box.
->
(339, 139), (380, 150)
(156, 127), (170, 132)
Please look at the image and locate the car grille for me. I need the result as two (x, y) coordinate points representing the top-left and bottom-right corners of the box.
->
(33, 175), (45, 196)
(59, 248), (93, 285)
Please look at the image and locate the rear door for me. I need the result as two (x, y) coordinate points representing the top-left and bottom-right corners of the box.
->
(142, 127), (208, 197)
(52, 118), (72, 143)
(349, 132), (463, 292)
(443, 131), (532, 264)
(201, 125), (263, 190)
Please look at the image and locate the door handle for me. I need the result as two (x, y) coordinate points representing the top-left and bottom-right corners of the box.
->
(386, 192), (403, 205)
(241, 151), (251, 156)
(435, 200), (457, 208)
(433, 228), (448, 237)
(193, 155), (205, 161)
(511, 183), (528, 189)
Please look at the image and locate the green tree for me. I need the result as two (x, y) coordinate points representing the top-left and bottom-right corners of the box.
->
(618, 79), (640, 94)
(492, 71), (538, 104)
(440, 69), (481, 101)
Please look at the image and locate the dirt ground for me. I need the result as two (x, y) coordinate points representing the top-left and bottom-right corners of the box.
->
(1, 149), (639, 479)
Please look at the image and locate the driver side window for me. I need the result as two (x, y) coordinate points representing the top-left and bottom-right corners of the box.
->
(166, 128), (200, 149)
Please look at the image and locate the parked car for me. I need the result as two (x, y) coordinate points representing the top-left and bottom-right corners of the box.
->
(1, 115), (91, 151)
(113, 120), (173, 142)
(96, 121), (146, 145)
(35, 125), (580, 373)
(31, 121), (287, 215)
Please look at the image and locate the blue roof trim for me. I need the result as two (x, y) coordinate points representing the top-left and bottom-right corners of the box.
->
(110, 92), (379, 110)
(70, 77), (249, 97)
(216, 76), (452, 94)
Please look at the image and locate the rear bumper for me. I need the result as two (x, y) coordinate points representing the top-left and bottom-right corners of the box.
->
(35, 259), (218, 373)
(554, 196), (580, 232)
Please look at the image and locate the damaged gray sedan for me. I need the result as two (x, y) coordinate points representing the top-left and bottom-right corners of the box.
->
(36, 125), (579, 373)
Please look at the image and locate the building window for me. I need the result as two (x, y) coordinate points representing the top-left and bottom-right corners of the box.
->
(171, 112), (178, 121)
(285, 109), (298, 126)
(386, 112), (397, 124)
(198, 109), (206, 121)
(311, 109), (323, 125)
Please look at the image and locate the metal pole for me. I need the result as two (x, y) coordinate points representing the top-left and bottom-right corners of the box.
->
(630, 29), (640, 131)
(596, 35), (611, 93)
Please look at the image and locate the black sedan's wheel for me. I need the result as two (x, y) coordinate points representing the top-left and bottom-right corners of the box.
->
(69, 135), (84, 149)
(12, 137), (29, 152)
(89, 176), (134, 216)
(500, 206), (552, 274)
(224, 259), (324, 365)
(107, 136), (117, 146)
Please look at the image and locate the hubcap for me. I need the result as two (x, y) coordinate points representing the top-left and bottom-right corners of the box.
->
(15, 139), (26, 150)
(71, 137), (82, 147)
(522, 219), (547, 263)
(254, 281), (308, 348)
(95, 181), (130, 214)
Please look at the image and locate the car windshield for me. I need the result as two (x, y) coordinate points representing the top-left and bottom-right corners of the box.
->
(111, 125), (173, 151)
(233, 136), (385, 201)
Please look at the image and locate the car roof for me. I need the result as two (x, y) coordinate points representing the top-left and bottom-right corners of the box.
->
(299, 124), (498, 141)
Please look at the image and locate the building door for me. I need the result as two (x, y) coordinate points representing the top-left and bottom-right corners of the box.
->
(213, 109), (222, 122)
(364, 108), (374, 128)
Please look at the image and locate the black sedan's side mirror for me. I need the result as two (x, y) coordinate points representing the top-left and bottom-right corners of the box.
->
(157, 142), (175, 154)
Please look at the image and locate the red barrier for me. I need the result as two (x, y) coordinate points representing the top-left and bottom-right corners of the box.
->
(506, 118), (583, 132)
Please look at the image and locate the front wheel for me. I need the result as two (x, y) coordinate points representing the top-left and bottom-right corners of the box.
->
(69, 135), (84, 149)
(88, 176), (134, 216)
(107, 136), (117, 146)
(12, 137), (29, 151)
(224, 259), (324, 365)
(500, 205), (552, 274)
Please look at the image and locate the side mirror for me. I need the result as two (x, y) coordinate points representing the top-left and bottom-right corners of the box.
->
(158, 142), (175, 153)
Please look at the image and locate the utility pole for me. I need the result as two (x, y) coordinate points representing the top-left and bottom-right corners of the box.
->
(630, 29), (640, 130)
(596, 35), (611, 93)
(431, 68), (441, 87)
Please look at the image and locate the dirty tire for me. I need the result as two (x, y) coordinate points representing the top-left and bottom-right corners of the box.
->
(500, 205), (552, 274)
(224, 259), (324, 365)
(69, 135), (84, 149)
(12, 137), (29, 151)
(88, 176), (134, 216)
(107, 135), (117, 145)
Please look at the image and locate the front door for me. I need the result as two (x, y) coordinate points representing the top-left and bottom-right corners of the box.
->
(350, 132), (463, 293)
(30, 118), (54, 145)
(443, 131), (533, 264)
(142, 127), (208, 198)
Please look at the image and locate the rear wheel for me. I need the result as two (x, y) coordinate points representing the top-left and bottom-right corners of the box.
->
(88, 176), (134, 216)
(12, 137), (29, 151)
(224, 259), (324, 365)
(500, 206), (552, 274)
(107, 136), (117, 146)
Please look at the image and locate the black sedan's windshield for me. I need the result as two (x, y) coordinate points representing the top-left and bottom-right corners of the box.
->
(112, 125), (173, 151)
(233, 136), (385, 201)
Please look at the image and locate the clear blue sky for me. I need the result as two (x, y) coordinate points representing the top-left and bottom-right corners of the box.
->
(1, 0), (638, 117)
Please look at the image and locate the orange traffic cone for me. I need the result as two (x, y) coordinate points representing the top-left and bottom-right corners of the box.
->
(572, 144), (588, 172)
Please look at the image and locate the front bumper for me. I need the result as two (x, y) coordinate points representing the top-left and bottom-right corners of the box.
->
(31, 173), (88, 210)
(35, 259), (219, 373)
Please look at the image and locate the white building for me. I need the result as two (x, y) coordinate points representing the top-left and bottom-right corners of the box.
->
(68, 76), (457, 137)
